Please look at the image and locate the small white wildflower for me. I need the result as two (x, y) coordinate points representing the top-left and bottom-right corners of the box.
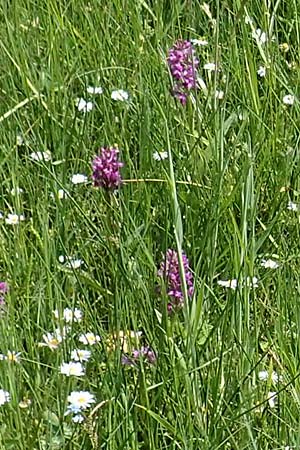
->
(71, 173), (88, 184)
(258, 370), (268, 381)
(60, 361), (85, 377)
(76, 98), (94, 112)
(258, 370), (282, 383)
(287, 201), (300, 211)
(217, 279), (238, 290)
(29, 151), (52, 162)
(87, 86), (103, 94)
(215, 90), (224, 100)
(111, 89), (129, 101)
(204, 62), (217, 71)
(190, 38), (208, 46)
(10, 187), (24, 195)
(72, 414), (84, 423)
(0, 212), (3, 219)
(252, 28), (267, 45)
(267, 391), (277, 408)
(66, 259), (83, 270)
(257, 66), (266, 77)
(261, 259), (279, 269)
(0, 389), (10, 406)
(79, 332), (101, 346)
(5, 214), (25, 225)
(153, 151), (168, 161)
(53, 308), (82, 323)
(283, 94), (295, 105)
(58, 255), (83, 269)
(38, 331), (63, 350)
(71, 349), (91, 362)
(67, 391), (95, 410)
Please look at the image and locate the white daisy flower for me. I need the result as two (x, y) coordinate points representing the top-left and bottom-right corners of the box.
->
(5, 214), (25, 225)
(5, 351), (21, 363)
(252, 28), (267, 45)
(71, 174), (88, 184)
(217, 279), (238, 290)
(287, 201), (300, 211)
(190, 38), (208, 46)
(283, 94), (295, 105)
(38, 331), (63, 350)
(53, 308), (82, 323)
(60, 361), (85, 377)
(261, 259), (279, 269)
(257, 66), (266, 77)
(67, 391), (95, 411)
(76, 98), (94, 112)
(29, 151), (52, 162)
(79, 332), (101, 346)
(87, 86), (103, 94)
(0, 389), (10, 406)
(59, 256), (83, 269)
(258, 370), (282, 383)
(153, 151), (168, 161)
(258, 370), (268, 381)
(111, 89), (129, 101)
(71, 349), (91, 362)
(204, 62), (217, 71)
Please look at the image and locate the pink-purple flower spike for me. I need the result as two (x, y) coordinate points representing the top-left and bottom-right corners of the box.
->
(92, 147), (123, 190)
(167, 40), (199, 104)
(0, 282), (8, 294)
(158, 249), (194, 311)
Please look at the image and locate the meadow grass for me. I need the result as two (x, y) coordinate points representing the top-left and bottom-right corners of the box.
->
(0, 0), (300, 448)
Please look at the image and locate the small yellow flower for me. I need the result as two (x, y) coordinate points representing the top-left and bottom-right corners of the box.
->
(279, 43), (289, 52)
